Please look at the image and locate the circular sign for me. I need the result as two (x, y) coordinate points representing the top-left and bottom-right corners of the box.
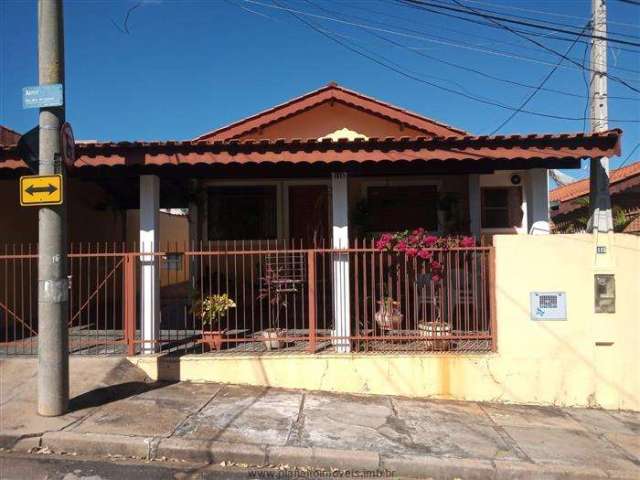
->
(60, 122), (75, 169)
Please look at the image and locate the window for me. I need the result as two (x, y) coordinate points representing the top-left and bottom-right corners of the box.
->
(207, 186), (277, 240)
(366, 185), (438, 232)
(481, 187), (523, 229)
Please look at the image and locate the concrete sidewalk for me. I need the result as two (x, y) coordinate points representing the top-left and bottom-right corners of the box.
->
(1, 358), (638, 479)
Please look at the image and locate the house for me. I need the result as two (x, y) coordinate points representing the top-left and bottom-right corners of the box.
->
(0, 83), (623, 356)
(2, 84), (638, 411)
(0, 84), (622, 247)
(551, 162), (640, 234)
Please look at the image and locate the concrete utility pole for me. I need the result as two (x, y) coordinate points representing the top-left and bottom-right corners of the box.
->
(37, 0), (69, 416)
(588, 0), (613, 233)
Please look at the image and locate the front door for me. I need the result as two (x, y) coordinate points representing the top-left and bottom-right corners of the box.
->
(288, 185), (329, 247)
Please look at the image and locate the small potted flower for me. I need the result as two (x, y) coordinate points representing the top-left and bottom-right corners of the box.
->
(196, 294), (236, 351)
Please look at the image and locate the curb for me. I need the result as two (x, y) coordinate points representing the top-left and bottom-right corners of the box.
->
(32, 431), (639, 479)
(266, 446), (380, 471)
(41, 431), (152, 459)
(0, 433), (41, 451)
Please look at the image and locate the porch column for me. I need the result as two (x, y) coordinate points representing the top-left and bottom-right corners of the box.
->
(527, 169), (550, 234)
(331, 172), (351, 353)
(140, 175), (160, 354)
(468, 174), (481, 238)
(188, 198), (199, 287)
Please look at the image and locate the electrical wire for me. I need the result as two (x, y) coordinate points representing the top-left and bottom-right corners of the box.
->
(618, 142), (640, 169)
(452, 0), (640, 40)
(303, 0), (635, 103)
(399, 0), (640, 48)
(489, 22), (591, 134)
(440, 0), (640, 94)
(394, 0), (640, 76)
(243, 0), (640, 81)
(460, 0), (640, 30)
(262, 0), (640, 123)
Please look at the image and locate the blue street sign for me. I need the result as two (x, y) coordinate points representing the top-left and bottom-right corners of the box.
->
(22, 84), (64, 109)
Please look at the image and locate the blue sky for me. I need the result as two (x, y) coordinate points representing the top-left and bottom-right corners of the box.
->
(1, 0), (639, 180)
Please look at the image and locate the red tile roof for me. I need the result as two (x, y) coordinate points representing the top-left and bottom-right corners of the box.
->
(193, 83), (468, 141)
(0, 126), (20, 146)
(0, 129), (622, 172)
(550, 161), (640, 203)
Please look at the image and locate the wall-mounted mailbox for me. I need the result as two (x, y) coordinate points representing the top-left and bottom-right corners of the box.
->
(530, 292), (567, 320)
(595, 274), (615, 313)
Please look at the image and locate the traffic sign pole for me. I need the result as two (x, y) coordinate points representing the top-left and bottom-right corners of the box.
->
(37, 0), (69, 417)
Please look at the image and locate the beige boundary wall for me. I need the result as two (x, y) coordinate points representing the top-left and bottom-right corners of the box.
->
(130, 234), (640, 411)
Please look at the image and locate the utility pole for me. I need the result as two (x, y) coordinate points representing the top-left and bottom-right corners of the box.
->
(588, 0), (613, 233)
(37, 0), (69, 416)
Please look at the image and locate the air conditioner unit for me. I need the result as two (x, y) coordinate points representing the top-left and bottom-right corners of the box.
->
(530, 292), (567, 320)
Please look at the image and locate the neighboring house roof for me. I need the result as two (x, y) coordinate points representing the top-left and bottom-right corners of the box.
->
(0, 126), (20, 145)
(550, 161), (640, 203)
(0, 129), (622, 172)
(623, 210), (640, 233)
(193, 83), (468, 141)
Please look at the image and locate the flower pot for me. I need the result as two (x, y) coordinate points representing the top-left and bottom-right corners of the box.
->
(260, 329), (285, 351)
(375, 302), (403, 331)
(418, 321), (451, 350)
(201, 330), (224, 351)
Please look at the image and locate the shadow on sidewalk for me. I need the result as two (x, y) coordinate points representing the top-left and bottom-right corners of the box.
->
(69, 380), (177, 412)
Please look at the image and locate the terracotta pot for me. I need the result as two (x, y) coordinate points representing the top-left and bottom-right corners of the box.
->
(375, 302), (403, 331)
(201, 331), (224, 351)
(418, 321), (451, 350)
(260, 329), (284, 351)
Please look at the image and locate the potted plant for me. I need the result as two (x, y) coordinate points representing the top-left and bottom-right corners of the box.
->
(417, 321), (451, 350)
(375, 230), (476, 346)
(374, 297), (404, 331)
(196, 293), (236, 351)
(257, 265), (289, 350)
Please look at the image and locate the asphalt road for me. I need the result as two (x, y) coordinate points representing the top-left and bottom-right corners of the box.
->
(0, 453), (294, 480)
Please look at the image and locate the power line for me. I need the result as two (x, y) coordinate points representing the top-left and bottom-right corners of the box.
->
(303, 0), (634, 102)
(581, 40), (591, 133)
(390, 0), (640, 75)
(614, 0), (640, 6)
(489, 22), (591, 134)
(460, 0), (640, 30)
(244, 0), (640, 83)
(453, 0), (640, 41)
(399, 0), (640, 48)
(438, 0), (640, 94)
(260, 0), (640, 123)
(618, 142), (640, 169)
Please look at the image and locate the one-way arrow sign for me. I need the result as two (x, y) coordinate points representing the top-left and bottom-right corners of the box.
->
(20, 175), (63, 206)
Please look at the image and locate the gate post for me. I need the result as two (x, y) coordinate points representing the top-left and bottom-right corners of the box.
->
(307, 250), (317, 353)
(123, 254), (137, 356)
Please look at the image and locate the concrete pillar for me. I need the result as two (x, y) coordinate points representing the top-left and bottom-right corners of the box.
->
(527, 169), (550, 234)
(468, 174), (481, 238)
(331, 173), (350, 353)
(140, 175), (160, 354)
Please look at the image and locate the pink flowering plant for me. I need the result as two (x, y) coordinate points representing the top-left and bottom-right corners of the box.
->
(375, 229), (476, 283)
(374, 229), (476, 325)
